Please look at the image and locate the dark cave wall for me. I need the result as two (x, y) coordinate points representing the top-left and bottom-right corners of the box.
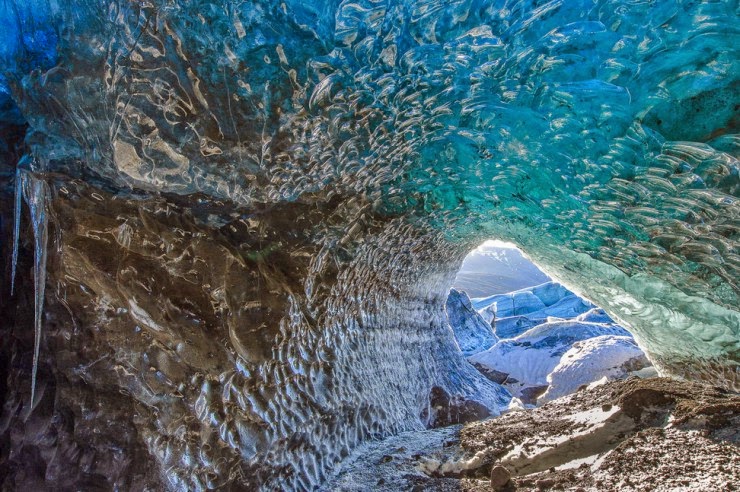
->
(1, 175), (505, 489)
(0, 0), (738, 490)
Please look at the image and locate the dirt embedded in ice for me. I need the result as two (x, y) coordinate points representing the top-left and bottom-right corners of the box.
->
(324, 377), (739, 491)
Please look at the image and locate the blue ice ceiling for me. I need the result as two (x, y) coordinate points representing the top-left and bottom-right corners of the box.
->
(1, 0), (738, 490)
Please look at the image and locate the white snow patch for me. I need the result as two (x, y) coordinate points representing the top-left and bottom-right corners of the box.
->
(566, 405), (620, 425)
(417, 450), (486, 475)
(555, 454), (600, 471)
(540, 336), (650, 403)
(586, 376), (610, 390)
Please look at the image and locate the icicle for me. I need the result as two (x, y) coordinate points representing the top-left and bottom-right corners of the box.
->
(21, 170), (50, 405)
(11, 166), (22, 295)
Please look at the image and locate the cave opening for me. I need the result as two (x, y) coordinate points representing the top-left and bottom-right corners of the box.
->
(1, 0), (738, 489)
(445, 240), (655, 407)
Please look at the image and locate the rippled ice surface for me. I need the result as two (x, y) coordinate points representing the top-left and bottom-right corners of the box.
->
(0, 0), (738, 490)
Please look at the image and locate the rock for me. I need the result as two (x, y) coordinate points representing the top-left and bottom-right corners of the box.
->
(461, 378), (740, 492)
(422, 386), (492, 428)
(490, 465), (511, 490)
(535, 478), (556, 490)
(520, 385), (548, 405)
(471, 363), (510, 384)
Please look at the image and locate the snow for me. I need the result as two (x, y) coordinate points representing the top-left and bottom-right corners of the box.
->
(540, 336), (651, 403)
(566, 405), (621, 425)
(576, 308), (614, 324)
(450, 274), (652, 405)
(468, 321), (634, 399)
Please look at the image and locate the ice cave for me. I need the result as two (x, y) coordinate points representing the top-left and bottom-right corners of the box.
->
(0, 0), (738, 490)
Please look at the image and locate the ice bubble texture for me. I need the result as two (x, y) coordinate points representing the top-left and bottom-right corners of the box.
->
(0, 0), (738, 490)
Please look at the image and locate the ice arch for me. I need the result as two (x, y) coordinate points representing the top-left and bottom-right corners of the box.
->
(1, 0), (737, 490)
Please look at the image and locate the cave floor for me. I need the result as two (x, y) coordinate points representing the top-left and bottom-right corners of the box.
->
(322, 378), (740, 492)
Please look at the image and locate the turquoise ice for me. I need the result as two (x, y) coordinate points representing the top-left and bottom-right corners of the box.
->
(1, 0), (738, 490)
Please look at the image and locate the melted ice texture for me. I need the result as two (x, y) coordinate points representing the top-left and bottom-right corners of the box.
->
(1, 0), (738, 490)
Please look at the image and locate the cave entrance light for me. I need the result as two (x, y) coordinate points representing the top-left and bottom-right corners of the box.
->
(445, 240), (654, 406)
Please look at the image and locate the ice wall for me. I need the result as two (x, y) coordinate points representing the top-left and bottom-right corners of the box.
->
(1, 0), (737, 490)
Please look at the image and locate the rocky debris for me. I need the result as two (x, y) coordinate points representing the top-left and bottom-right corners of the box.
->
(519, 385), (549, 406)
(534, 478), (556, 490)
(458, 377), (740, 491)
(323, 377), (739, 491)
(320, 425), (465, 491)
(422, 386), (493, 428)
(489, 465), (511, 491)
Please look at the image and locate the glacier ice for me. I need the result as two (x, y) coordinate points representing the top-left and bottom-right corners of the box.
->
(473, 281), (595, 337)
(445, 287), (498, 356)
(21, 168), (50, 405)
(11, 166), (22, 295)
(0, 0), (738, 490)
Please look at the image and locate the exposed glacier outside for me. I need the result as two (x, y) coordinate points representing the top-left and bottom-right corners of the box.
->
(447, 242), (653, 405)
(0, 0), (738, 490)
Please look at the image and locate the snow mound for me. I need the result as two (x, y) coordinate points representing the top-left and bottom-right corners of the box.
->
(576, 308), (615, 324)
(468, 321), (634, 403)
(539, 336), (652, 403)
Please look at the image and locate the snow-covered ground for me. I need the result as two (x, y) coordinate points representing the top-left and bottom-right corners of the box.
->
(448, 262), (654, 405)
(540, 335), (654, 403)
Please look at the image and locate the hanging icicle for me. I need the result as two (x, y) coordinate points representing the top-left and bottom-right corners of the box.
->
(11, 166), (23, 296)
(21, 169), (50, 405)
